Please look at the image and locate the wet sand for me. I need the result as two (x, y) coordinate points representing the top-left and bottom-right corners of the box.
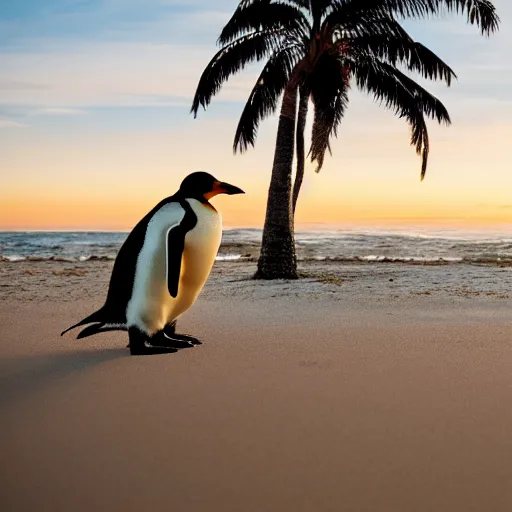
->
(1, 261), (512, 511)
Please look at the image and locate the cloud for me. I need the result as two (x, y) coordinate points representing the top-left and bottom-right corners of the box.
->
(32, 107), (86, 116)
(0, 79), (49, 91)
(0, 40), (260, 108)
(117, 94), (193, 107)
(0, 118), (28, 128)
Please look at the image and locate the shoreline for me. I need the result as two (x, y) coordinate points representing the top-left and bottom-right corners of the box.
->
(4, 255), (512, 266)
(3, 228), (512, 266)
(2, 259), (511, 304)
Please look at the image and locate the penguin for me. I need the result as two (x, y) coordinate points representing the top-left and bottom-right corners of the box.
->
(61, 172), (244, 355)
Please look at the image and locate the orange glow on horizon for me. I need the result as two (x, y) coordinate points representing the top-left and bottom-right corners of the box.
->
(2, 113), (512, 232)
(2, 188), (512, 232)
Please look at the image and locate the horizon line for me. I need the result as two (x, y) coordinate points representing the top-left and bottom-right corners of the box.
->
(2, 222), (512, 234)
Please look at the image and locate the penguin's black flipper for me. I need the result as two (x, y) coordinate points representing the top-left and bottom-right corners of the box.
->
(166, 202), (197, 298)
(166, 224), (185, 298)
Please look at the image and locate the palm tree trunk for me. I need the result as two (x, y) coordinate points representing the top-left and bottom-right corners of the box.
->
(255, 84), (298, 280)
(292, 88), (308, 215)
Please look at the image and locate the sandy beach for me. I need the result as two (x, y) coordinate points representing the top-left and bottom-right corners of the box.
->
(1, 260), (512, 511)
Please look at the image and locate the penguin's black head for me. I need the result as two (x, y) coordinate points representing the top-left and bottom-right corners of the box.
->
(179, 172), (245, 202)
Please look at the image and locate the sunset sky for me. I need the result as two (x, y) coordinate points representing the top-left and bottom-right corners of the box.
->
(1, 0), (511, 231)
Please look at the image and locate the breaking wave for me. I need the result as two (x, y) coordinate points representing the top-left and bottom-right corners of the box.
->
(2, 228), (512, 266)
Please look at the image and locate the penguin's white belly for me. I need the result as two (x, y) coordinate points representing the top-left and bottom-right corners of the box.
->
(170, 205), (222, 320)
(126, 199), (221, 334)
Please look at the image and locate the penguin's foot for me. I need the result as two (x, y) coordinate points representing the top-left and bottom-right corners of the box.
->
(171, 333), (202, 345)
(130, 342), (179, 356)
(128, 327), (179, 356)
(152, 332), (199, 349)
(163, 323), (202, 346)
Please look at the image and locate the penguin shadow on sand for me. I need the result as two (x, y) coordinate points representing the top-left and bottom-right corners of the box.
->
(1, 336), (200, 411)
(0, 347), (126, 412)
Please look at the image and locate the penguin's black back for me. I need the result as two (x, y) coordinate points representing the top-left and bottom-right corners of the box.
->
(103, 194), (181, 323)
(61, 194), (182, 338)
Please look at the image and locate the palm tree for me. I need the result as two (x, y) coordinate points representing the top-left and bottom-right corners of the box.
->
(191, 0), (499, 280)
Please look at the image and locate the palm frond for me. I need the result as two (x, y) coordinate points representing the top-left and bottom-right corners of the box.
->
(308, 53), (350, 172)
(327, 10), (456, 85)
(411, 109), (430, 180)
(289, 0), (310, 7)
(324, 6), (415, 38)
(350, 55), (449, 177)
(234, 46), (302, 152)
(218, 0), (310, 45)
(382, 62), (452, 124)
(191, 30), (284, 117)
(352, 56), (451, 123)
(310, 89), (349, 172)
(310, 0), (334, 30)
(348, 34), (456, 85)
(338, 0), (499, 35)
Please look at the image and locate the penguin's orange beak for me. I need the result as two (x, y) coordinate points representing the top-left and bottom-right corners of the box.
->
(205, 181), (245, 199)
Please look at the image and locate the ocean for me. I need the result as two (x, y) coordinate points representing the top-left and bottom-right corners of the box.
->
(1, 228), (512, 265)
